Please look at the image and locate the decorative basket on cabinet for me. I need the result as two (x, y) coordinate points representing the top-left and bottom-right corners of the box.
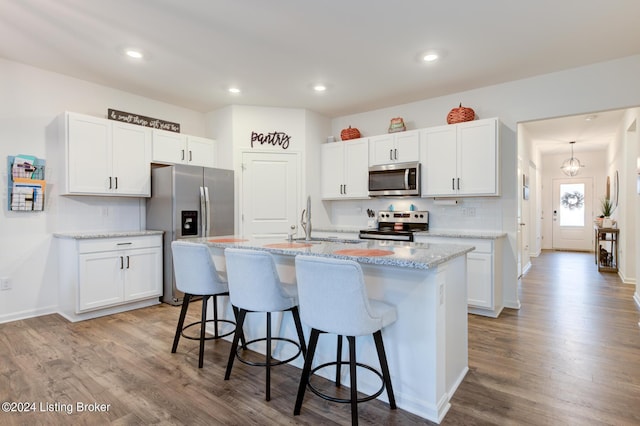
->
(340, 126), (361, 141)
(446, 103), (475, 124)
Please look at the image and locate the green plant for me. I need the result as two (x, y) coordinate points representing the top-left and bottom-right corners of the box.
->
(600, 198), (616, 217)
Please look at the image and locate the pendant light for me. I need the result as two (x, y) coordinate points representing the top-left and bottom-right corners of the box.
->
(560, 141), (584, 177)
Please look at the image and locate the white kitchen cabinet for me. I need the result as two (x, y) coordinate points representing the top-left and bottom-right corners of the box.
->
(421, 117), (499, 197)
(152, 130), (216, 168)
(57, 233), (163, 322)
(415, 235), (504, 317)
(63, 112), (151, 196)
(321, 139), (369, 199)
(369, 130), (420, 166)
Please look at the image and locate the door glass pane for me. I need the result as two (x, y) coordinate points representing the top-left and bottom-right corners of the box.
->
(559, 183), (585, 226)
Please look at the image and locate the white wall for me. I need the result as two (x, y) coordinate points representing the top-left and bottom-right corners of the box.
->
(0, 59), (207, 323)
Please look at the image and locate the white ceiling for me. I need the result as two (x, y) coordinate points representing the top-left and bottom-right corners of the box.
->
(1, 1), (639, 146)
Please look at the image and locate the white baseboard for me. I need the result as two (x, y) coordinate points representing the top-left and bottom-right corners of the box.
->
(0, 305), (58, 324)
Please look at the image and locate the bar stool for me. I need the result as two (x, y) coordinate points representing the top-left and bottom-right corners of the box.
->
(171, 241), (239, 368)
(223, 248), (307, 401)
(293, 255), (397, 425)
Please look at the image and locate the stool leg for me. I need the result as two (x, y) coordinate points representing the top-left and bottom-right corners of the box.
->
(294, 328), (320, 416)
(225, 308), (247, 380)
(232, 305), (248, 350)
(212, 294), (219, 338)
(266, 312), (272, 401)
(336, 335), (343, 387)
(291, 306), (307, 358)
(198, 295), (209, 368)
(347, 336), (358, 426)
(172, 294), (191, 353)
(373, 330), (396, 409)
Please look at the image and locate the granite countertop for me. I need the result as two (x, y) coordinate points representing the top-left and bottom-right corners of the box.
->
(188, 236), (474, 270)
(53, 230), (164, 239)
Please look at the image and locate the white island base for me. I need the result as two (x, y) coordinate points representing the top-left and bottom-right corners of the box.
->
(208, 247), (468, 424)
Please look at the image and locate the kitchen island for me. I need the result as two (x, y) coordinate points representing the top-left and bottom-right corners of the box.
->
(189, 236), (474, 424)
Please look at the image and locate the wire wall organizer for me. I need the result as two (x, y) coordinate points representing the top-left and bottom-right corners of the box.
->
(8, 155), (46, 211)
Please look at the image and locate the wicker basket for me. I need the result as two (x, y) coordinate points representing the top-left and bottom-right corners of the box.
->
(340, 126), (361, 141)
(446, 103), (475, 124)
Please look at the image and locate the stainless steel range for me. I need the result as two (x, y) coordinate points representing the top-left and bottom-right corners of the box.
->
(359, 210), (429, 242)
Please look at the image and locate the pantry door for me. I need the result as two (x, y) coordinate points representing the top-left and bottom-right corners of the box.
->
(240, 151), (300, 240)
(552, 178), (594, 251)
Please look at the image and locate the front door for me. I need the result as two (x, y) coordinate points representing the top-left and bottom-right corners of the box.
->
(240, 151), (300, 240)
(552, 178), (594, 251)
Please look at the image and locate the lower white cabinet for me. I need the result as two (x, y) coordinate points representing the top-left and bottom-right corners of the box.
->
(415, 235), (503, 317)
(57, 234), (163, 321)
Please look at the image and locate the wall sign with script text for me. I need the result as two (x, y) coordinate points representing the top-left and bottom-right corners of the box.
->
(251, 131), (291, 150)
(107, 109), (181, 133)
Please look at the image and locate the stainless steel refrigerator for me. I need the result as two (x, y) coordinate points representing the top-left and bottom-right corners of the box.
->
(146, 164), (234, 305)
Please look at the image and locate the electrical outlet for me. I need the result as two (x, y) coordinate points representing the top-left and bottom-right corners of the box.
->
(0, 278), (10, 291)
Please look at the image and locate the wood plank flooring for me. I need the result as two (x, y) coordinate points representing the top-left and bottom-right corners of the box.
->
(1, 250), (639, 425)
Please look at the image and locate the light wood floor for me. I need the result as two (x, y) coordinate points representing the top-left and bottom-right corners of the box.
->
(1, 250), (639, 425)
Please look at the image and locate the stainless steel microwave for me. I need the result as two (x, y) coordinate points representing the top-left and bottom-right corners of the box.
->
(368, 161), (420, 197)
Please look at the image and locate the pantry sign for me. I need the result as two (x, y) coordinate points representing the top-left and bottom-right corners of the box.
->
(250, 131), (291, 150)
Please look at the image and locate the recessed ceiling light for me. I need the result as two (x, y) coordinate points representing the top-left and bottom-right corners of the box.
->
(125, 49), (144, 59)
(228, 87), (241, 94)
(585, 115), (598, 121)
(313, 84), (327, 92)
(423, 53), (439, 62)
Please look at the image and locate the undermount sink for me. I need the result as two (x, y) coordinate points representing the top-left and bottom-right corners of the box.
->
(290, 237), (363, 244)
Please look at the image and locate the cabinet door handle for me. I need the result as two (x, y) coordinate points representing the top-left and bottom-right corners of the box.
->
(120, 256), (124, 270)
(390, 149), (393, 160)
(452, 178), (455, 190)
(189, 151), (192, 162)
(181, 149), (185, 161)
(115, 177), (118, 189)
(457, 178), (460, 190)
(109, 177), (113, 189)
(116, 242), (133, 246)
(394, 149), (398, 160)
(126, 256), (130, 269)
(343, 184), (347, 194)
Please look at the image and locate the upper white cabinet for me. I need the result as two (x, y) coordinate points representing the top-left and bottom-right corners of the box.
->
(421, 117), (499, 197)
(63, 112), (151, 197)
(152, 130), (216, 168)
(321, 139), (369, 199)
(369, 130), (420, 165)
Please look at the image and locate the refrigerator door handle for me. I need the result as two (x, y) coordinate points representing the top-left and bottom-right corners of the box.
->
(204, 186), (211, 237)
(199, 186), (207, 237)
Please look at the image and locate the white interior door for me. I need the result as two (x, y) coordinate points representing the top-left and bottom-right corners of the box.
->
(552, 178), (594, 251)
(241, 151), (300, 239)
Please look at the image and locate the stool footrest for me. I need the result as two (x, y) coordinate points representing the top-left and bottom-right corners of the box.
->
(181, 318), (235, 341)
(307, 361), (385, 404)
(235, 337), (302, 367)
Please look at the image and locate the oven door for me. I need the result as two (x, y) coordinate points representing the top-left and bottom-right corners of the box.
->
(359, 230), (414, 242)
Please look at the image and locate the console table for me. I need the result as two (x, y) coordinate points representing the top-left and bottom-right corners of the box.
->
(594, 226), (619, 272)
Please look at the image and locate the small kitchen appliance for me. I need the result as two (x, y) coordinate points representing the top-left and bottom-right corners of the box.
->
(359, 210), (429, 242)
(368, 162), (420, 197)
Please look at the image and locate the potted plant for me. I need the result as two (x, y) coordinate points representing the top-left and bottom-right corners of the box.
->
(600, 198), (616, 228)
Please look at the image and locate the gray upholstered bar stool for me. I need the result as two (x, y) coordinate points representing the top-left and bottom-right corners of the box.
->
(293, 255), (397, 426)
(223, 248), (307, 401)
(171, 241), (239, 368)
